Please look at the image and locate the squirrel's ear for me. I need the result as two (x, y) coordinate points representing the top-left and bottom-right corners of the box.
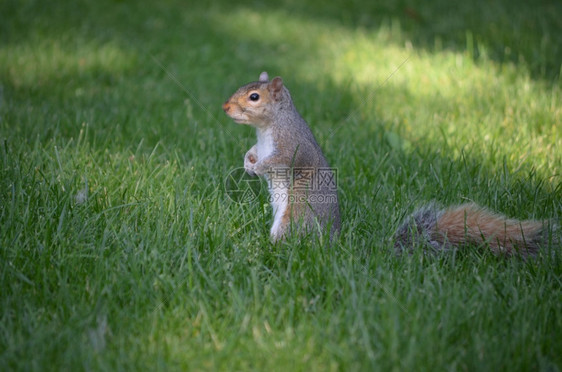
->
(259, 71), (269, 82)
(270, 77), (283, 92)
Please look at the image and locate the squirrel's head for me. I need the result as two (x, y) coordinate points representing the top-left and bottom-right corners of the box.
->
(223, 72), (290, 127)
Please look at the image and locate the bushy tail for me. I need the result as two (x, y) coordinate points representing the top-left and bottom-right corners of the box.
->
(395, 202), (555, 257)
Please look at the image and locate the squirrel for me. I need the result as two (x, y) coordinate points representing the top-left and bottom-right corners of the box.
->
(223, 72), (555, 257)
(223, 72), (341, 241)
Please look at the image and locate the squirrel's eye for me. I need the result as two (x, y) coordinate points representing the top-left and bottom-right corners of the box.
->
(249, 93), (260, 101)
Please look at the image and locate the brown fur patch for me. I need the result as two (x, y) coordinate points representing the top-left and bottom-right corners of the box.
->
(436, 203), (544, 255)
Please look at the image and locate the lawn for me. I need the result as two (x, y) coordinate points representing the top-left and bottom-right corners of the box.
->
(1, 0), (561, 370)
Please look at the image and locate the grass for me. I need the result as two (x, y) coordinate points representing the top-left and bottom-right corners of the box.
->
(1, 0), (561, 370)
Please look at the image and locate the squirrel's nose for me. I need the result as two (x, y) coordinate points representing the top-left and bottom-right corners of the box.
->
(222, 102), (230, 112)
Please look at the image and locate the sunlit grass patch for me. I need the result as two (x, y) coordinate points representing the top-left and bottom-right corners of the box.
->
(1, 36), (136, 89)
(214, 7), (560, 177)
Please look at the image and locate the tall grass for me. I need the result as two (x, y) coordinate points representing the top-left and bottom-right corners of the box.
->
(1, 0), (561, 370)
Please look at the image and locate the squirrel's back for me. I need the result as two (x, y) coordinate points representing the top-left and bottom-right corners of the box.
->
(395, 202), (554, 257)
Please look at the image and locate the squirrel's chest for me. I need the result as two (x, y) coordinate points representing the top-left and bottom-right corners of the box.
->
(256, 128), (275, 159)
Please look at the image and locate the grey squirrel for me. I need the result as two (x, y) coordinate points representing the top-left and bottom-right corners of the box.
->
(223, 72), (341, 241)
(223, 72), (554, 256)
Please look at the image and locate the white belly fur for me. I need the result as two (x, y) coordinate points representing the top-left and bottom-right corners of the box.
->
(256, 128), (275, 159)
(269, 181), (288, 238)
(256, 128), (288, 238)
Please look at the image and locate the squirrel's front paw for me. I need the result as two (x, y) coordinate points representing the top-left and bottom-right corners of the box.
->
(244, 151), (258, 176)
